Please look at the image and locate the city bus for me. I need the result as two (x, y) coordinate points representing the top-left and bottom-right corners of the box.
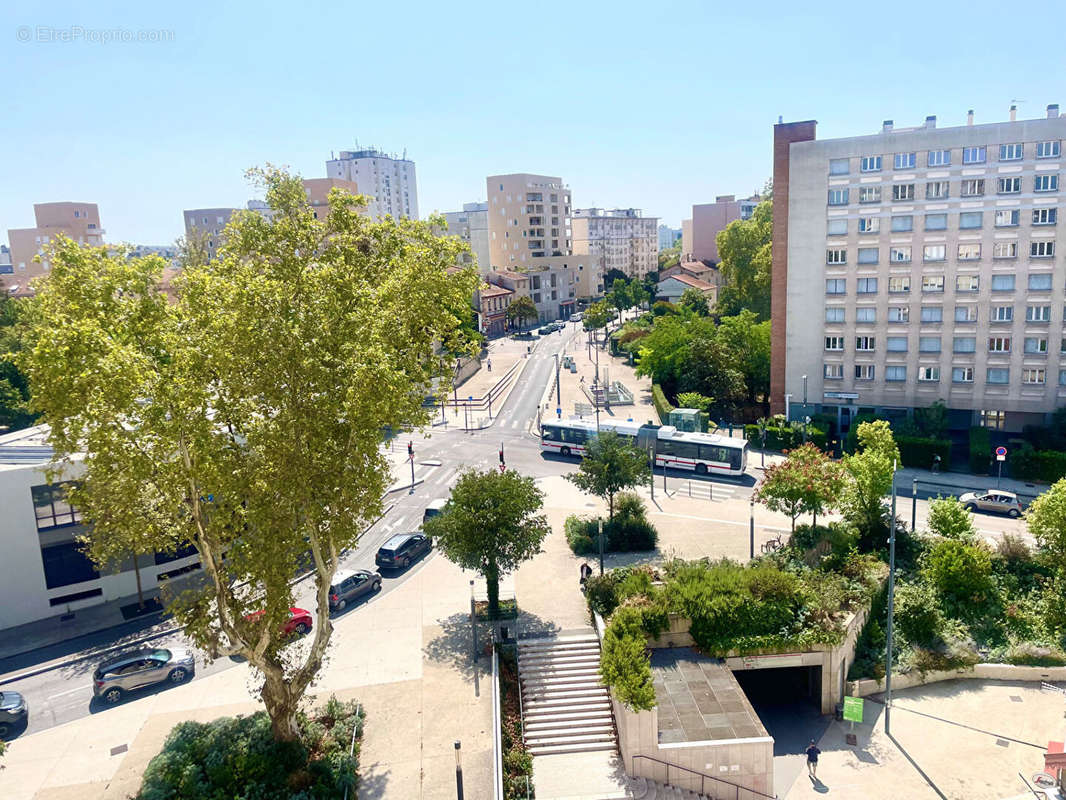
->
(540, 417), (748, 476)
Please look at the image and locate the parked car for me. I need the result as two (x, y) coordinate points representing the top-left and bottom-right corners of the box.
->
(328, 568), (382, 611)
(375, 532), (432, 571)
(244, 607), (313, 637)
(423, 498), (448, 523)
(959, 489), (1024, 518)
(92, 647), (195, 704)
(538, 326), (551, 335)
(570, 312), (583, 322)
(0, 690), (28, 737)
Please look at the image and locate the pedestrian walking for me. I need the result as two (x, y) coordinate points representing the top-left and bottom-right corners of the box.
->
(487, 359), (492, 372)
(805, 740), (821, 779)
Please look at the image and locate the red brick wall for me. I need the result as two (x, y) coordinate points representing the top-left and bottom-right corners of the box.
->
(770, 121), (817, 416)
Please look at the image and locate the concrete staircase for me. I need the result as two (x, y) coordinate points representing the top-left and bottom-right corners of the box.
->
(625, 775), (713, 800)
(518, 631), (617, 756)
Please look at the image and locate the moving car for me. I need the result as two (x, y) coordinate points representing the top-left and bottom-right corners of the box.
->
(570, 312), (583, 322)
(0, 690), (28, 737)
(328, 568), (382, 611)
(93, 647), (195, 705)
(538, 326), (552, 335)
(375, 532), (432, 571)
(959, 489), (1024, 518)
(244, 607), (313, 637)
(423, 498), (448, 523)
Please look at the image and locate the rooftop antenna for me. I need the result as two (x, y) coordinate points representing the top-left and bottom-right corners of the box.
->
(778, 115), (783, 124)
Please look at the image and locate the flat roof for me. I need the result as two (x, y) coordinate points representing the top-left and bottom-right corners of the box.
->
(651, 648), (769, 744)
(0, 425), (56, 466)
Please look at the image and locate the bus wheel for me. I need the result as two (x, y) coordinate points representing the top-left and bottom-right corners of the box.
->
(695, 463), (708, 476)
(560, 446), (571, 457)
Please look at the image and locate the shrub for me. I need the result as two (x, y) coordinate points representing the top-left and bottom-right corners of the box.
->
(651, 300), (677, 317)
(896, 435), (952, 470)
(1009, 443), (1066, 483)
(743, 422), (828, 452)
(600, 607), (656, 711)
(925, 495), (976, 540)
(968, 427), (992, 475)
(996, 533), (1031, 565)
(922, 539), (994, 608)
(893, 581), (945, 647)
(584, 573), (619, 617)
(565, 509), (659, 556)
(137, 696), (363, 800)
(564, 514), (596, 556)
(651, 383), (674, 423)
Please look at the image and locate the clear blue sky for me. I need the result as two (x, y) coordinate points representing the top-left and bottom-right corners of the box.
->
(4, 0), (1065, 244)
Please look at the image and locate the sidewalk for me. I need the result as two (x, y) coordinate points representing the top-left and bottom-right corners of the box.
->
(896, 465), (1049, 502)
(0, 547), (495, 800)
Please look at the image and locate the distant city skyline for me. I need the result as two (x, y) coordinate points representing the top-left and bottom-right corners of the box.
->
(2, 0), (1063, 244)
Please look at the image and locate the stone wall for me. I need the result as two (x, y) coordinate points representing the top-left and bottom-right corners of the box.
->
(848, 663), (1066, 697)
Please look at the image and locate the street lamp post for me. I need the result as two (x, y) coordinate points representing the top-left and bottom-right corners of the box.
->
(760, 426), (767, 468)
(801, 374), (808, 444)
(749, 497), (755, 560)
(648, 444), (655, 501)
(597, 518), (605, 575)
(885, 462), (899, 735)
(911, 477), (918, 534)
(454, 741), (464, 800)
(554, 352), (561, 406)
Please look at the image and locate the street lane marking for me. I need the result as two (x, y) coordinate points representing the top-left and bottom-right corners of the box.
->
(648, 510), (789, 533)
(47, 685), (90, 700)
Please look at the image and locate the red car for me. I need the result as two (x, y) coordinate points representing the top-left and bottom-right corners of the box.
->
(244, 607), (313, 637)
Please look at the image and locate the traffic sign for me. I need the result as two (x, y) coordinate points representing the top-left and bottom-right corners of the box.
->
(842, 696), (864, 723)
(996, 446), (1007, 457)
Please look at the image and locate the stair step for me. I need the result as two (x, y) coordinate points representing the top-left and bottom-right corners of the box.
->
(520, 665), (601, 679)
(522, 708), (612, 723)
(522, 679), (605, 693)
(525, 720), (614, 734)
(522, 687), (609, 702)
(526, 739), (617, 756)
(519, 652), (601, 667)
(518, 638), (599, 654)
(524, 699), (612, 715)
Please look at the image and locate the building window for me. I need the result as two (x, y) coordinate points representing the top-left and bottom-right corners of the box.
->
(928, 149), (951, 167)
(859, 186), (882, 204)
(988, 337), (1012, 353)
(1031, 241), (1056, 258)
(857, 216), (879, 233)
(998, 176), (1022, 194)
(894, 153), (916, 169)
(824, 363), (844, 380)
(918, 366), (941, 382)
(959, 211), (983, 229)
(926, 180), (950, 199)
(856, 278), (878, 294)
(891, 215), (913, 232)
(920, 306), (943, 323)
(953, 336), (977, 353)
(825, 336), (845, 351)
(987, 367), (1010, 384)
(991, 305), (1014, 322)
(980, 409), (1006, 429)
(826, 248), (847, 265)
(1033, 208), (1057, 225)
(1023, 368), (1047, 385)
(957, 244), (981, 261)
(963, 146), (987, 164)
(919, 336), (942, 352)
(855, 364), (875, 380)
(826, 279), (846, 295)
(1037, 141), (1061, 159)
(40, 541), (100, 590)
(996, 209), (1020, 227)
(890, 246), (912, 263)
(888, 276), (911, 293)
(829, 158), (850, 175)
(888, 306), (910, 323)
(1035, 174), (1060, 194)
(923, 245), (947, 263)
(857, 248), (879, 265)
(955, 305), (978, 322)
(32, 483), (82, 530)
(825, 307), (845, 323)
(886, 336), (908, 352)
(892, 183), (915, 201)
(886, 366), (907, 382)
(855, 336), (875, 351)
(827, 218), (848, 235)
(828, 188), (849, 206)
(993, 241), (1018, 259)
(953, 366), (974, 383)
(1028, 273), (1054, 291)
(861, 155), (882, 172)
(856, 307), (876, 323)
(958, 275), (981, 294)
(961, 178), (985, 197)
(1024, 337), (1048, 354)
(1000, 143), (1024, 161)
(1061, 370), (1066, 386)
(925, 213), (948, 231)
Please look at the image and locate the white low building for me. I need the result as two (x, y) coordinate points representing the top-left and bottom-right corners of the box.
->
(0, 426), (200, 632)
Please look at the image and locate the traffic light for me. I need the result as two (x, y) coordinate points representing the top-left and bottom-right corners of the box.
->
(499, 446), (505, 464)
(407, 441), (414, 459)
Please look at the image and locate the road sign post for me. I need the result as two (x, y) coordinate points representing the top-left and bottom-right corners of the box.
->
(996, 446), (1007, 488)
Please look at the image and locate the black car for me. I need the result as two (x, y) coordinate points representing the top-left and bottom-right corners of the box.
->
(375, 532), (432, 570)
(0, 690), (28, 737)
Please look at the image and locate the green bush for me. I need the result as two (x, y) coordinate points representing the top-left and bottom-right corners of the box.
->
(1009, 442), (1066, 483)
(743, 422), (827, 452)
(893, 581), (945, 647)
(968, 427), (992, 475)
(896, 435), (952, 470)
(843, 414), (879, 454)
(922, 539), (994, 609)
(564, 506), (659, 556)
(651, 301), (677, 317)
(137, 696), (363, 800)
(651, 383), (674, 423)
(600, 606), (656, 711)
(926, 495), (976, 540)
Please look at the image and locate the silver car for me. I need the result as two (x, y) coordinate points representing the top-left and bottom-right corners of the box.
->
(92, 647), (195, 704)
(959, 489), (1024, 518)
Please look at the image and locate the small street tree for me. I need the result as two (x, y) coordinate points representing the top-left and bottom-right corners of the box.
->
(506, 295), (537, 331)
(678, 287), (710, 316)
(18, 167), (478, 742)
(567, 430), (651, 519)
(423, 468), (550, 617)
(1026, 478), (1066, 564)
(841, 421), (899, 549)
(583, 299), (612, 349)
(609, 278), (631, 316)
(926, 496), (976, 540)
(754, 443), (844, 534)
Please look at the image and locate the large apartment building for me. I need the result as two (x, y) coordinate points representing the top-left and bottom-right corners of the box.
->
(682, 194), (761, 263)
(772, 105), (1066, 435)
(441, 202), (490, 275)
(326, 147), (417, 220)
(6, 202), (104, 294)
(571, 208), (659, 280)
(486, 173), (599, 321)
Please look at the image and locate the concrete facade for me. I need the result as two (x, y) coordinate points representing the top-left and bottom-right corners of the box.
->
(689, 194), (761, 263)
(571, 207), (659, 280)
(474, 282), (513, 337)
(441, 202), (490, 275)
(301, 177), (362, 220)
(658, 224), (681, 251)
(326, 147), (417, 220)
(773, 106), (1066, 432)
(7, 202), (104, 295)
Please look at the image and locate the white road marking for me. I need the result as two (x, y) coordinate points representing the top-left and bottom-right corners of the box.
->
(47, 685), (90, 700)
(649, 510), (788, 533)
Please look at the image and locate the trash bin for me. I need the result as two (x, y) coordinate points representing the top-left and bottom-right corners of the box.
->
(834, 702), (844, 721)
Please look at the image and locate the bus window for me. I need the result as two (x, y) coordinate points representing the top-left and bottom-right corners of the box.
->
(734, 447), (745, 471)
(674, 441), (699, 460)
(563, 427), (588, 445)
(542, 425), (560, 442)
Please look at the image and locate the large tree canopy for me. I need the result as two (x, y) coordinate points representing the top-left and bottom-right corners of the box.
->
(714, 200), (772, 320)
(0, 294), (36, 432)
(19, 167), (479, 741)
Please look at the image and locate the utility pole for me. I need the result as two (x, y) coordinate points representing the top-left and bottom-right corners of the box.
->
(802, 374), (808, 444)
(454, 741), (464, 800)
(911, 477), (918, 533)
(408, 441), (415, 493)
(749, 498), (755, 560)
(597, 518), (605, 575)
(885, 462), (899, 736)
(554, 352), (561, 406)
(649, 444), (655, 501)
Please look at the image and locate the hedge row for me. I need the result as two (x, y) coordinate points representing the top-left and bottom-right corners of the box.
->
(1009, 444), (1066, 483)
(969, 427), (992, 475)
(895, 436), (952, 469)
(651, 383), (673, 424)
(744, 423), (828, 452)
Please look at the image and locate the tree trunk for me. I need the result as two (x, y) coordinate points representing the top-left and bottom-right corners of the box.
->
(133, 553), (144, 610)
(608, 491), (614, 520)
(812, 509), (817, 532)
(485, 560), (500, 618)
(260, 669), (302, 742)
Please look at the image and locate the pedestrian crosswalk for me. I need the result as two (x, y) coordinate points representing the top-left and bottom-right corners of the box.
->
(660, 478), (738, 502)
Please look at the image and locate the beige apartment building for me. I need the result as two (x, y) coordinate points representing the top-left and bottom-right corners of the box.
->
(571, 208), (659, 280)
(441, 202), (490, 275)
(772, 105), (1066, 435)
(486, 173), (599, 321)
(6, 202), (104, 294)
(683, 194), (760, 263)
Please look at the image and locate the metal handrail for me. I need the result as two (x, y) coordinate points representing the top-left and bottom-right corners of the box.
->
(632, 754), (778, 800)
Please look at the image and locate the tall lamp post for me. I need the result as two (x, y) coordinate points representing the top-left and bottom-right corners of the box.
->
(749, 497), (755, 560)
(885, 462), (899, 735)
(454, 741), (464, 800)
(801, 374), (808, 444)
